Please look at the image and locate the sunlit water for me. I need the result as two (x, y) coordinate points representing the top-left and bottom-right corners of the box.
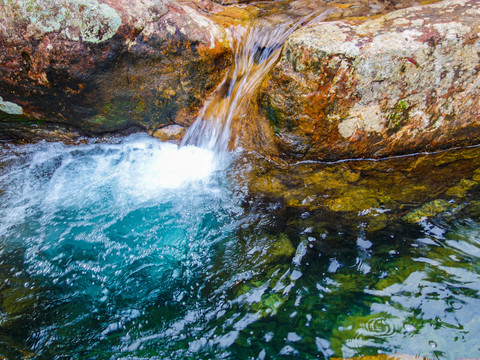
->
(1, 136), (480, 359)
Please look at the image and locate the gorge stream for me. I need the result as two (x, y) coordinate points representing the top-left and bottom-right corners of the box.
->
(1, 2), (480, 359)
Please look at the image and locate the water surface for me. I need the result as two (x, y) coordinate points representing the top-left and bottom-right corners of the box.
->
(1, 136), (480, 359)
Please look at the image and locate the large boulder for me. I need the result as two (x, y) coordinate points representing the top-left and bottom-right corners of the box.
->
(0, 0), (231, 137)
(260, 0), (480, 161)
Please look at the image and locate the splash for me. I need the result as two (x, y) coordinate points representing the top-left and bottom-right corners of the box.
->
(0, 134), (221, 225)
(181, 9), (333, 155)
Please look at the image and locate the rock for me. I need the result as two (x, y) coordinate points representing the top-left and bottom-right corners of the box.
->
(151, 123), (185, 142)
(266, 233), (296, 260)
(245, 145), (480, 232)
(402, 199), (455, 223)
(0, 119), (143, 144)
(0, 0), (231, 137)
(260, 0), (480, 161)
(0, 120), (86, 144)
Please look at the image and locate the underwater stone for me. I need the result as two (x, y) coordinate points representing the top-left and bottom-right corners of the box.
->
(267, 233), (295, 261)
(403, 199), (455, 223)
(246, 145), (480, 233)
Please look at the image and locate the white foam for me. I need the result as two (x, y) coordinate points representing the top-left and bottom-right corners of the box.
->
(1, 135), (223, 218)
(117, 142), (216, 196)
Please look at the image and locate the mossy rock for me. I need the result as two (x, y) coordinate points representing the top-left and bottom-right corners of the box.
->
(240, 232), (295, 267)
(267, 233), (295, 261)
(445, 178), (478, 198)
(402, 199), (456, 223)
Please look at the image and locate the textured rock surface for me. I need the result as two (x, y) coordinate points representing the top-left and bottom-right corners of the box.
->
(246, 145), (480, 233)
(0, 0), (231, 136)
(260, 0), (480, 161)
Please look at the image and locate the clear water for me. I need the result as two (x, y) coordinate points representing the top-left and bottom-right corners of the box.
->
(0, 135), (244, 359)
(1, 135), (480, 359)
(1, 2), (480, 358)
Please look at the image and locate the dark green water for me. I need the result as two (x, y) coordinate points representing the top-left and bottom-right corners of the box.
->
(1, 135), (480, 359)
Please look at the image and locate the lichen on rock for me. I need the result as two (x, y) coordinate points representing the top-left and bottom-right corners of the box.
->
(2, 0), (122, 42)
(260, 0), (480, 161)
(0, 0), (232, 138)
(0, 97), (23, 115)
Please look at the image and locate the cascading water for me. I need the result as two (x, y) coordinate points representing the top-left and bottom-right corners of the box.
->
(181, 9), (332, 155)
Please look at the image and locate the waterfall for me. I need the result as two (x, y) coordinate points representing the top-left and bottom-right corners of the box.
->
(181, 9), (333, 156)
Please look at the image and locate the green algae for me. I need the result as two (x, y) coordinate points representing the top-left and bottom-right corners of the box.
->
(387, 100), (410, 131)
(265, 233), (295, 261)
(86, 101), (133, 131)
(445, 178), (478, 198)
(263, 98), (285, 135)
(403, 199), (456, 223)
(246, 146), (480, 232)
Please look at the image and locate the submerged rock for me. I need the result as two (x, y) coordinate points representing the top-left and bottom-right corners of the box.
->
(245, 146), (480, 232)
(0, 0), (231, 138)
(260, 0), (480, 161)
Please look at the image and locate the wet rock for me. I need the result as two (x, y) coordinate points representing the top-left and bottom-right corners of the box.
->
(244, 146), (480, 232)
(151, 124), (185, 143)
(403, 174), (480, 222)
(0, 120), (87, 144)
(0, 0), (231, 137)
(0, 119), (144, 144)
(260, 0), (480, 161)
(265, 233), (296, 260)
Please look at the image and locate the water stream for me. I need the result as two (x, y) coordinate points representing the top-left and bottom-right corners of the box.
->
(1, 2), (480, 360)
(181, 7), (332, 154)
